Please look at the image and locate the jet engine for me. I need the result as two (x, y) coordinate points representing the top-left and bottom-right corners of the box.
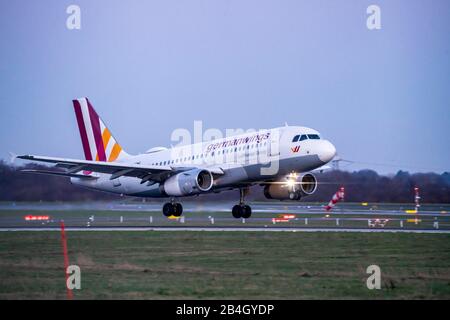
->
(163, 169), (214, 196)
(263, 173), (317, 200)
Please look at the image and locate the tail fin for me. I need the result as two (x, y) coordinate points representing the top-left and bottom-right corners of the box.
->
(72, 98), (129, 162)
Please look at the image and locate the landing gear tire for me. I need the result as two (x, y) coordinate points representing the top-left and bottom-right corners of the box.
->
(163, 203), (173, 217)
(162, 202), (183, 217)
(232, 188), (252, 219)
(232, 205), (243, 218)
(232, 204), (252, 219)
(241, 205), (252, 219)
(174, 203), (183, 217)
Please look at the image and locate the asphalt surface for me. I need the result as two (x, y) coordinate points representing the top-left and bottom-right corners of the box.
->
(1, 201), (448, 214)
(1, 201), (449, 232)
(1, 226), (449, 233)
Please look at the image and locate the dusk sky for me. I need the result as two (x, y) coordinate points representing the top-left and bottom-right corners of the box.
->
(1, 0), (449, 174)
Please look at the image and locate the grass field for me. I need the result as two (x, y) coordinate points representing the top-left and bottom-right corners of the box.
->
(0, 231), (449, 299)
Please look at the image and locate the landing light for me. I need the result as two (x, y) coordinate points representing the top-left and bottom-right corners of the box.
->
(286, 180), (296, 188)
(287, 172), (298, 179)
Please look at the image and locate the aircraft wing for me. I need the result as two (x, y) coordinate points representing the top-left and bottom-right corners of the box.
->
(17, 154), (174, 182)
(18, 154), (225, 184)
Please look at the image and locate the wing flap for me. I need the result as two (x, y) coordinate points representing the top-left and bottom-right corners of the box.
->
(20, 169), (98, 179)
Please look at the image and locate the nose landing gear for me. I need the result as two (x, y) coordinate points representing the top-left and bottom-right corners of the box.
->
(232, 188), (252, 219)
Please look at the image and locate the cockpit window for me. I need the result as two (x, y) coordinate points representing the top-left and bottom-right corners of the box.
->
(294, 134), (317, 142)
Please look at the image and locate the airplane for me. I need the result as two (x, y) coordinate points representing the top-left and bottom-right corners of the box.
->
(17, 97), (336, 218)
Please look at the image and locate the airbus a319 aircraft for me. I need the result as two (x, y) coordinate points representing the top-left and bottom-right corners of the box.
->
(17, 98), (336, 218)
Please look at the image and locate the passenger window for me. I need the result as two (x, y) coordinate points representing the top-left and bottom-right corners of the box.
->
(292, 135), (300, 142)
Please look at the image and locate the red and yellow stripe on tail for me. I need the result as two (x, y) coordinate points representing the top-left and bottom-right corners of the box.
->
(73, 98), (128, 162)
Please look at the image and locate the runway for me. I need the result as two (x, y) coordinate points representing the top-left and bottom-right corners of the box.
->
(1, 201), (449, 216)
(1, 201), (449, 232)
(1, 226), (449, 233)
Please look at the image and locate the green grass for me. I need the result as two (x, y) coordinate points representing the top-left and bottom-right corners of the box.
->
(0, 231), (449, 299)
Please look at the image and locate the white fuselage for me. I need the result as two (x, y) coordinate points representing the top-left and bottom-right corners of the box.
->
(71, 125), (336, 198)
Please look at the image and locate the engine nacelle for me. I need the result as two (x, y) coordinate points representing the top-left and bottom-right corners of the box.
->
(163, 169), (213, 196)
(263, 173), (317, 200)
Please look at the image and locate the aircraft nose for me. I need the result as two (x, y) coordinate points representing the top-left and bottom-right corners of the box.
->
(318, 140), (336, 163)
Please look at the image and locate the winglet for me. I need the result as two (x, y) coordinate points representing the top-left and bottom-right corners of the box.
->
(8, 152), (17, 164)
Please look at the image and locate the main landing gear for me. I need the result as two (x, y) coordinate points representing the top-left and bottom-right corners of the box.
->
(162, 199), (183, 217)
(232, 188), (252, 219)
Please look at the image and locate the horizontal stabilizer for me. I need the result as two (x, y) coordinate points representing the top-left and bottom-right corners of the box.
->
(20, 169), (98, 179)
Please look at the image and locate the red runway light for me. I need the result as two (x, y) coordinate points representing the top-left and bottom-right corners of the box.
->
(272, 218), (290, 223)
(24, 215), (50, 221)
(277, 214), (295, 219)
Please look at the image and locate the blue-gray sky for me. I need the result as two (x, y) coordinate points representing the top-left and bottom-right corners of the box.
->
(1, 0), (449, 174)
